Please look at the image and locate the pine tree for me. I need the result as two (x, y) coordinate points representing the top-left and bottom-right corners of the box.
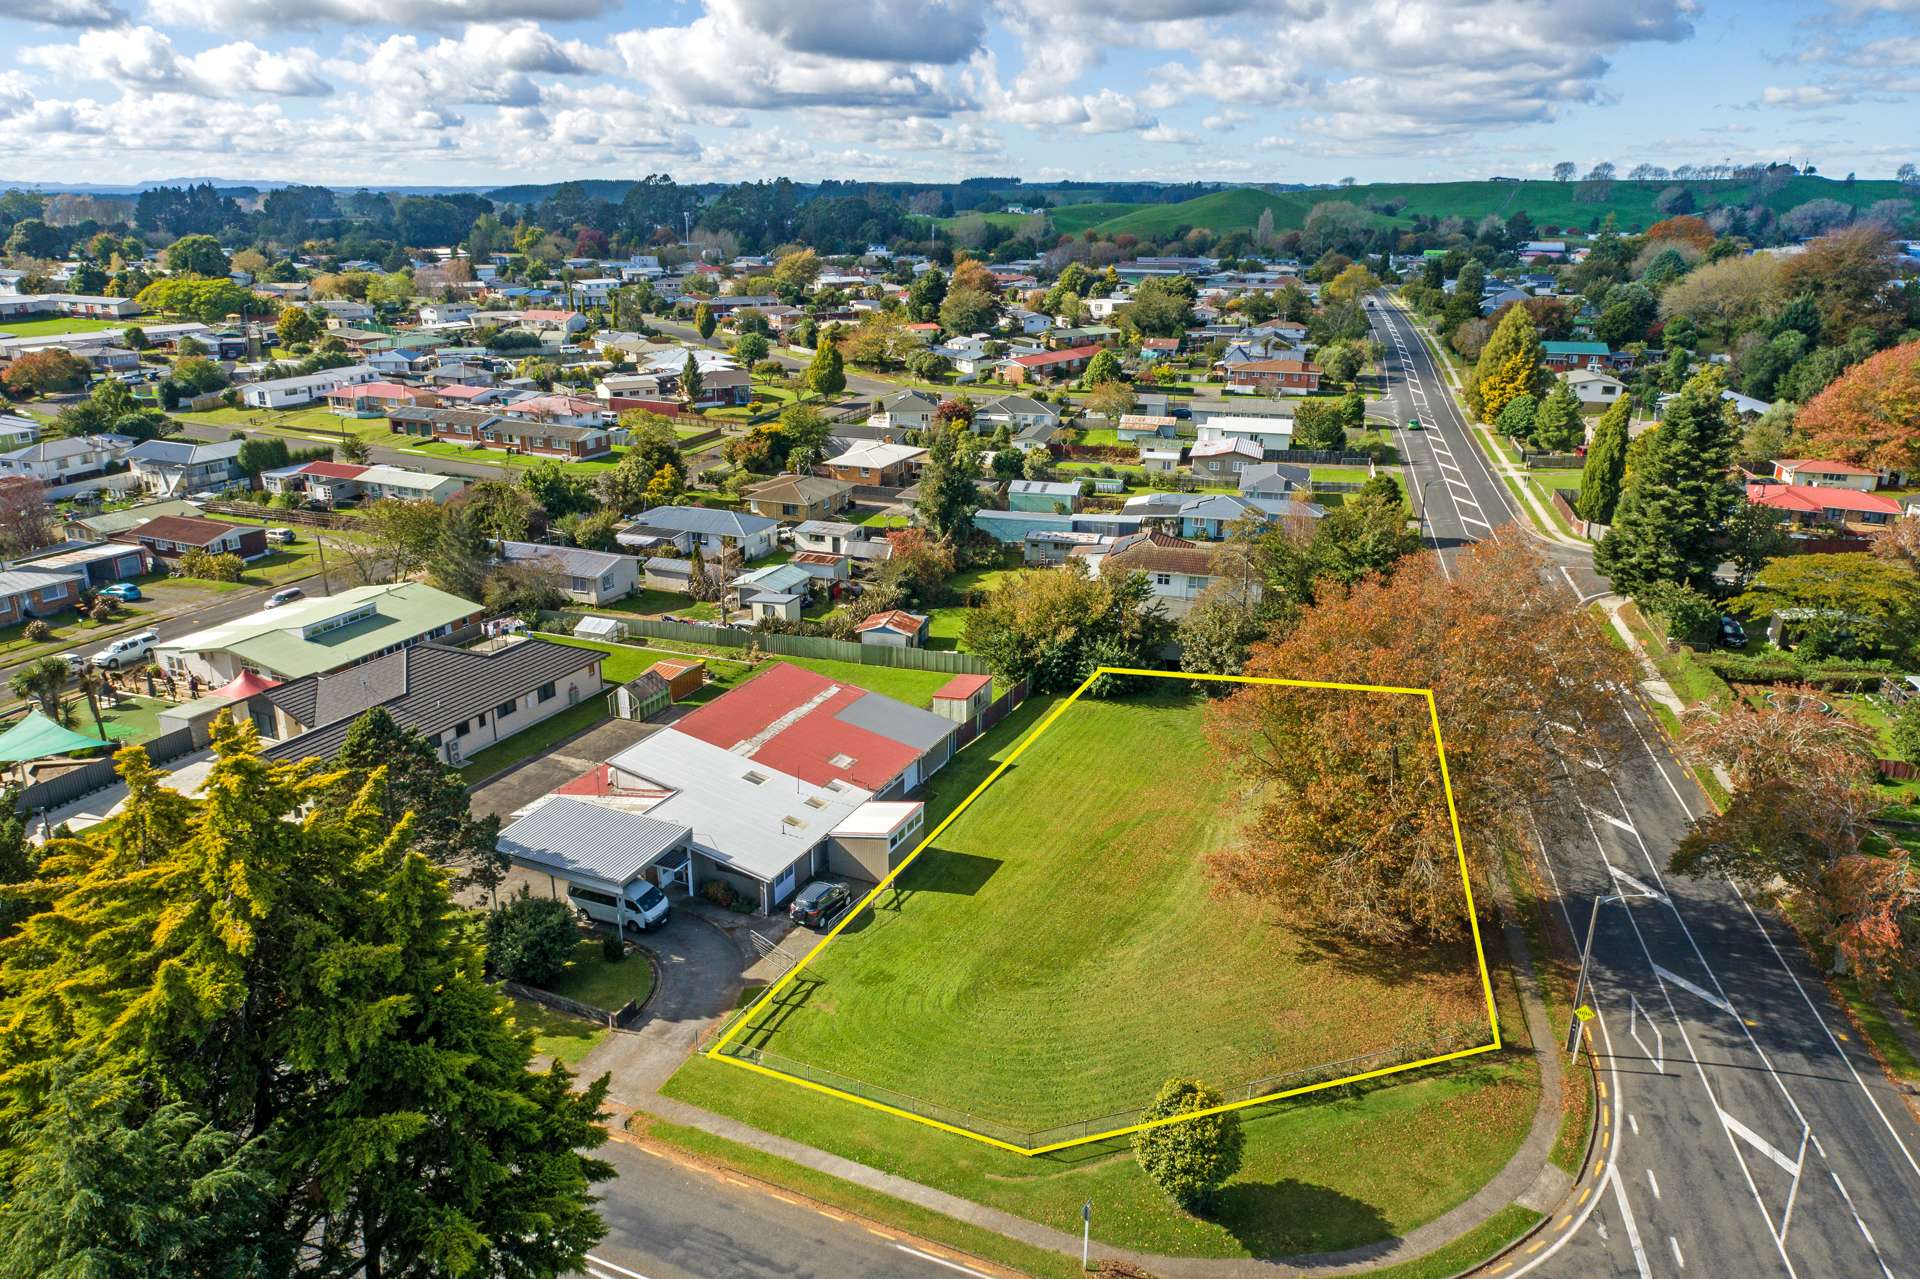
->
(1466, 305), (1550, 423)
(1532, 381), (1584, 452)
(1577, 395), (1631, 525)
(428, 503), (494, 600)
(331, 708), (505, 894)
(805, 341), (845, 397)
(915, 426), (982, 545)
(1594, 368), (1742, 593)
(693, 301), (714, 339)
(0, 721), (612, 1278)
(681, 350), (703, 406)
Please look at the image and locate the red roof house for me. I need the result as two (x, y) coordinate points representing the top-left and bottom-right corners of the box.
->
(1746, 482), (1901, 533)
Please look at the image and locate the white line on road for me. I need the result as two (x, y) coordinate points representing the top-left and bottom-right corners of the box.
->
(1720, 1109), (1802, 1176)
(1652, 963), (1733, 1014)
(585, 1256), (654, 1279)
(1629, 1112), (1640, 1135)
(1827, 1172), (1897, 1279)
(1613, 1165), (1654, 1279)
(1670, 1235), (1687, 1269)
(895, 1244), (995, 1278)
(1607, 863), (1667, 902)
(1647, 1167), (1661, 1199)
(1457, 513), (1494, 531)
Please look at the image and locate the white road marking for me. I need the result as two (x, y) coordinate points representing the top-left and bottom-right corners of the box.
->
(1607, 863), (1667, 902)
(1670, 1235), (1687, 1269)
(895, 1244), (995, 1277)
(1720, 1109), (1802, 1176)
(1457, 513), (1494, 531)
(1590, 807), (1637, 836)
(1827, 1171), (1898, 1279)
(1652, 963), (1733, 1014)
(1646, 1167), (1661, 1199)
(1612, 1165), (1654, 1279)
(585, 1256), (655, 1279)
(1629, 1112), (1640, 1135)
(1629, 995), (1665, 1073)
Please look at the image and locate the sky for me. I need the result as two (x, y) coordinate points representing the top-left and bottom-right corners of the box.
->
(0, 0), (1916, 190)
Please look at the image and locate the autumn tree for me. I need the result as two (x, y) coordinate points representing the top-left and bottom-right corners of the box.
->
(1577, 394), (1630, 525)
(1594, 368), (1742, 594)
(1465, 304), (1550, 424)
(1779, 225), (1899, 340)
(1795, 339), (1920, 474)
(963, 563), (1173, 694)
(2, 349), (89, 396)
(1207, 538), (1631, 941)
(1656, 254), (1786, 341)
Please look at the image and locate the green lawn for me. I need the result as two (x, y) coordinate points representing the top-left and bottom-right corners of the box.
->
(588, 589), (694, 618)
(672, 692), (1532, 1258)
(173, 405), (389, 446)
(537, 634), (755, 689)
(508, 995), (609, 1067)
(536, 936), (654, 1012)
(769, 654), (958, 708)
(0, 610), (148, 665)
(0, 316), (125, 337)
(1309, 466), (1378, 484)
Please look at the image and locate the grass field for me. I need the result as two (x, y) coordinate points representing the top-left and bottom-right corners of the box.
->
(0, 316), (126, 338)
(509, 996), (609, 1067)
(716, 691), (1492, 1135)
(670, 691), (1533, 1258)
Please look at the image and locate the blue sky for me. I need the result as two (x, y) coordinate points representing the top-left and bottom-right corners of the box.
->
(0, 0), (1914, 188)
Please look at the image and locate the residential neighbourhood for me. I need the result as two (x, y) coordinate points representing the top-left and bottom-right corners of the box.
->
(3, 49), (1920, 1279)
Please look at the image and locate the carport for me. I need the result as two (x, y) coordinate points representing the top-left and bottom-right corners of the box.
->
(496, 796), (693, 932)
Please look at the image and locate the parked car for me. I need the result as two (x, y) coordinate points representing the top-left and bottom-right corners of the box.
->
(789, 880), (852, 928)
(1719, 616), (1748, 649)
(265, 587), (305, 608)
(265, 527), (296, 544)
(1168, 406), (1192, 420)
(568, 880), (671, 932)
(62, 653), (87, 676)
(97, 582), (142, 602)
(90, 629), (160, 669)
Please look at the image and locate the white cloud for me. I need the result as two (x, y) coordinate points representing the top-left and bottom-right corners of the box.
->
(329, 23), (601, 108)
(1201, 107), (1248, 131)
(0, 0), (125, 26)
(22, 25), (332, 96)
(727, 0), (989, 63)
(1142, 123), (1199, 144)
(144, 0), (616, 32)
(1760, 83), (1855, 108)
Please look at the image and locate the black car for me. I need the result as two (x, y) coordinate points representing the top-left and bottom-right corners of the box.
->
(789, 881), (852, 928)
(1169, 406), (1192, 420)
(1719, 615), (1748, 648)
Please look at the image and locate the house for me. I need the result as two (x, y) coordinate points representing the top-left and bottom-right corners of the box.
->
(1123, 491), (1323, 540)
(619, 505), (780, 561)
(155, 581), (483, 684)
(240, 364), (379, 409)
(1771, 459), (1879, 492)
(1006, 479), (1081, 514)
(1090, 531), (1264, 619)
(496, 540), (640, 606)
(0, 292), (141, 321)
(973, 394), (1058, 435)
(126, 514), (269, 562)
(11, 540), (151, 587)
(742, 473), (855, 523)
(1117, 414), (1179, 443)
(260, 636), (602, 768)
(930, 673), (993, 723)
(854, 610), (929, 648)
(125, 438), (245, 496)
(500, 393), (614, 428)
(0, 566), (85, 624)
(1189, 437), (1266, 484)
(325, 381), (433, 417)
(65, 498), (203, 542)
(1139, 337), (1181, 362)
(1023, 528), (1108, 565)
(821, 441), (927, 487)
(385, 407), (614, 459)
(1194, 416), (1294, 456)
(1003, 307), (1051, 335)
(315, 299), (375, 324)
(792, 520), (891, 562)
(1541, 341), (1612, 372)
(1140, 447), (1182, 474)
(0, 435), (123, 484)
(789, 550), (851, 588)
(1564, 368), (1627, 405)
(1745, 483), (1902, 534)
(0, 414), (41, 450)
(1239, 462), (1312, 498)
(1224, 359), (1322, 395)
(1004, 344), (1102, 385)
(1654, 388), (1770, 422)
(869, 389), (942, 431)
(642, 556), (695, 594)
(973, 509), (1143, 545)
(726, 562), (815, 621)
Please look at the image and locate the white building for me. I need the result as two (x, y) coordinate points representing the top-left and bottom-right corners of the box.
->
(241, 364), (379, 409)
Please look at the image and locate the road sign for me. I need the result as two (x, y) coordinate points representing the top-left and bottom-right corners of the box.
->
(1575, 1004), (1596, 1022)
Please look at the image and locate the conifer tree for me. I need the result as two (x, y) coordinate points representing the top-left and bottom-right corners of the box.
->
(1594, 368), (1742, 593)
(1531, 381), (1585, 452)
(1577, 394), (1631, 525)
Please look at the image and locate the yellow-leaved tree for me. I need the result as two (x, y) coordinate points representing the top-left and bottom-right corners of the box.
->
(1466, 304), (1551, 424)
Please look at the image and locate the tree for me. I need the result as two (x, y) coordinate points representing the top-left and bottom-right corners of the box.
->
(1779, 226), (1899, 340)
(805, 341), (846, 397)
(428, 502), (495, 600)
(1891, 701), (1920, 766)
(1577, 394), (1630, 524)
(680, 350), (704, 409)
(1466, 305), (1550, 424)
(177, 548), (244, 581)
(9, 656), (69, 722)
(1083, 348), (1124, 386)
(1178, 578), (1267, 677)
(914, 426), (982, 545)
(485, 889), (579, 985)
(1531, 381), (1584, 452)
(908, 268), (947, 322)
(962, 564), (1173, 694)
(1494, 393), (1538, 441)
(1796, 339), (1920, 474)
(356, 497), (445, 580)
(1594, 368), (1742, 594)
(734, 331), (770, 366)
(275, 305), (321, 346)
(1657, 255), (1786, 340)
(4, 217), (63, 258)
(2, 349), (89, 396)
(135, 277), (257, 324)
(938, 287), (996, 335)
(1084, 379), (1136, 421)
(1132, 1079), (1244, 1212)
(1317, 340), (1364, 387)
(1636, 580), (1721, 646)
(1734, 553), (1920, 659)
(771, 247), (821, 301)
(693, 301), (715, 340)
(1553, 161), (1577, 182)
(164, 234), (231, 278)
(0, 726), (613, 1279)
(235, 436), (291, 478)
(1291, 399), (1347, 452)
(0, 477), (53, 559)
(1209, 538), (1631, 941)
(1124, 276), (1196, 338)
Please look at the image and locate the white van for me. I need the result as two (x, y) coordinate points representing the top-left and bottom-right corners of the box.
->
(568, 880), (671, 932)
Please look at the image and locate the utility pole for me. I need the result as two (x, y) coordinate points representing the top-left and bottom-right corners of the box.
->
(1566, 886), (1656, 1057)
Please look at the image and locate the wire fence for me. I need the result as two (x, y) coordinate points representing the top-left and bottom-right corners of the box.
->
(704, 1013), (1494, 1151)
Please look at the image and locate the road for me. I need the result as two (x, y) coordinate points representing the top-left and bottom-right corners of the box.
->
(1372, 293), (1920, 1279)
(580, 1138), (1001, 1279)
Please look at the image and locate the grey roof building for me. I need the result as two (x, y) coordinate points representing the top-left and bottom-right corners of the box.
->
(495, 539), (641, 605)
(498, 797), (692, 894)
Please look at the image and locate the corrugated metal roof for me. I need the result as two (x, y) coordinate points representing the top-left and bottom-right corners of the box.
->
(497, 797), (690, 890)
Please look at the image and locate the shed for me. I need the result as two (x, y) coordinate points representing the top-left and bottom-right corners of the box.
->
(930, 673), (994, 723)
(572, 614), (629, 642)
(612, 672), (671, 721)
(648, 658), (706, 701)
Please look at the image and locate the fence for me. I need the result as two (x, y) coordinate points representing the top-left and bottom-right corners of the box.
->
(1551, 487), (1597, 539)
(949, 678), (1030, 751)
(502, 980), (644, 1030)
(1522, 451), (1584, 469)
(555, 613), (994, 676)
(45, 471), (142, 502)
(201, 501), (358, 530)
(13, 723), (199, 815)
(1265, 448), (1375, 466)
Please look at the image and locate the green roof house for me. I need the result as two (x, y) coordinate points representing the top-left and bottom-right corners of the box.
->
(154, 581), (483, 684)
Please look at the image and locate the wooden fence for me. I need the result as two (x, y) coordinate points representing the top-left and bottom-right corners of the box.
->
(1522, 451), (1584, 469)
(202, 501), (358, 529)
(13, 723), (199, 815)
(950, 678), (1031, 751)
(550, 612), (994, 676)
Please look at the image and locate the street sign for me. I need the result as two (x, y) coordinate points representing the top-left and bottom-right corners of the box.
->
(1575, 1004), (1596, 1023)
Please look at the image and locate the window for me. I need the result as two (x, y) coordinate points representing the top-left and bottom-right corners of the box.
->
(1154, 573), (1172, 586)
(454, 720), (470, 738)
(536, 682), (557, 703)
(494, 699), (518, 719)
(1187, 575), (1209, 591)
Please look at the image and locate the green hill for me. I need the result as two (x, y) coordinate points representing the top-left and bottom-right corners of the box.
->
(1081, 175), (1910, 239)
(1046, 202), (1139, 235)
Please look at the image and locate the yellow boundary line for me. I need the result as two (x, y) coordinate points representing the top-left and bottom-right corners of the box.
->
(706, 666), (1503, 1156)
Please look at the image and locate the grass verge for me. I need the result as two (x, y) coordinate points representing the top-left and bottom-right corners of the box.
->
(509, 996), (610, 1067)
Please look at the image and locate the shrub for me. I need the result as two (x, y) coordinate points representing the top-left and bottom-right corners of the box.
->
(1636, 581), (1720, 648)
(21, 619), (51, 642)
(701, 879), (738, 908)
(176, 549), (244, 582)
(1701, 651), (1803, 682)
(484, 890), (578, 986)
(89, 598), (116, 623)
(600, 934), (626, 963)
(1132, 1078), (1243, 1212)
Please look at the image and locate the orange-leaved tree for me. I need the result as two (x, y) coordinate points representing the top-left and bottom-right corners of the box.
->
(1205, 538), (1632, 942)
(1797, 339), (1920, 475)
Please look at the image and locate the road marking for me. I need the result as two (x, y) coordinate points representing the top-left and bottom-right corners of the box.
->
(1828, 1171), (1898, 1279)
(585, 1256), (655, 1279)
(1612, 1166), (1654, 1279)
(895, 1244), (995, 1278)
(866, 1226), (898, 1239)
(1646, 1167), (1661, 1199)
(1557, 1214), (1572, 1229)
(1457, 513), (1494, 531)
(1629, 996), (1665, 1073)
(1670, 1235), (1686, 1269)
(1578, 1185), (1592, 1205)
(1652, 963), (1733, 1013)
(721, 1175), (751, 1189)
(815, 1207), (849, 1222)
(1606, 863), (1667, 902)
(1629, 1113), (1640, 1135)
(1719, 1108), (1802, 1175)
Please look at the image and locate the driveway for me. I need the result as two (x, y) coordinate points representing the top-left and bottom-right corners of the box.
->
(466, 716), (660, 820)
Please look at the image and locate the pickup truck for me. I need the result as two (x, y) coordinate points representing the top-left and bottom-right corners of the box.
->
(90, 629), (161, 670)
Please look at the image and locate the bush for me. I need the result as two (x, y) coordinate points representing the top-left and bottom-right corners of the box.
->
(176, 549), (244, 582)
(1132, 1078), (1244, 1212)
(89, 598), (116, 623)
(1701, 651), (1803, 682)
(701, 879), (738, 908)
(600, 934), (626, 963)
(1636, 581), (1719, 648)
(484, 890), (578, 986)
(21, 619), (51, 642)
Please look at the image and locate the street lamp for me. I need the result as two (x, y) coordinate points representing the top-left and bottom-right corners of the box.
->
(1566, 886), (1658, 1057)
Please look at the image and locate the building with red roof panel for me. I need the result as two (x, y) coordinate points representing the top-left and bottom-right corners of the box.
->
(671, 661), (955, 797)
(1745, 482), (1901, 534)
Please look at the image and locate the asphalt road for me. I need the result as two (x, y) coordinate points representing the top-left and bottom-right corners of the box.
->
(1371, 293), (1920, 1279)
(578, 1138), (1002, 1279)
